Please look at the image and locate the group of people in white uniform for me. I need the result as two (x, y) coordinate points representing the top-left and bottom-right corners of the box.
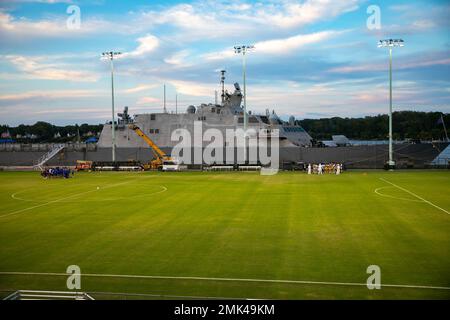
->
(307, 163), (343, 175)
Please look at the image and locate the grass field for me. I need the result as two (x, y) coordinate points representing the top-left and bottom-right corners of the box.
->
(0, 170), (449, 299)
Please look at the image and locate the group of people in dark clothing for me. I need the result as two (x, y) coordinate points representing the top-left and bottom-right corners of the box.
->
(41, 167), (74, 179)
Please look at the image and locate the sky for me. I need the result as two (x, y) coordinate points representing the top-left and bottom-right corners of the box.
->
(0, 0), (449, 125)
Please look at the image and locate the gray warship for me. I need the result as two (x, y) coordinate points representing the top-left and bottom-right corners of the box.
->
(98, 73), (312, 151)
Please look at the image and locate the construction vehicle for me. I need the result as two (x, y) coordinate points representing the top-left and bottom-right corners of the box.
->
(75, 160), (93, 171)
(129, 124), (179, 171)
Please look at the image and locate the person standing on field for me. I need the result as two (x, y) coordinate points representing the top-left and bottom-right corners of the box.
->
(307, 163), (312, 175)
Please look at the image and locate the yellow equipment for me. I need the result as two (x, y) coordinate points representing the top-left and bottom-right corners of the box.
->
(75, 160), (93, 171)
(129, 124), (174, 170)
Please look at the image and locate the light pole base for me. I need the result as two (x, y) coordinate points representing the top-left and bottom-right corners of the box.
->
(385, 161), (396, 171)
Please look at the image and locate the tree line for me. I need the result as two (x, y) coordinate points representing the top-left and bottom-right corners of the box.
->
(0, 122), (103, 143)
(0, 111), (448, 143)
(298, 111), (449, 141)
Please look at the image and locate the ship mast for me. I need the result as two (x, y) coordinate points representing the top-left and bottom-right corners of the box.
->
(163, 84), (167, 113)
(220, 70), (226, 105)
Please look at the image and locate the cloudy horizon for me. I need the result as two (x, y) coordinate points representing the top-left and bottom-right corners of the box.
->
(0, 0), (449, 126)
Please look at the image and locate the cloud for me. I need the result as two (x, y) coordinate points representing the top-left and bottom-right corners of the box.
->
(121, 34), (160, 58)
(204, 30), (344, 60)
(7, 0), (73, 3)
(0, 10), (119, 42)
(202, 50), (235, 61)
(122, 84), (158, 94)
(4, 55), (99, 82)
(136, 96), (159, 105)
(136, 0), (360, 41)
(254, 30), (345, 55)
(164, 50), (191, 68)
(167, 79), (216, 97)
(0, 11), (64, 36)
(329, 52), (450, 74)
(1, 0), (362, 46)
(245, 0), (360, 29)
(0, 89), (102, 105)
(379, 2), (450, 36)
(133, 4), (249, 42)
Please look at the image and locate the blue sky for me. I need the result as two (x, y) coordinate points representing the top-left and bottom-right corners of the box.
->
(0, 0), (449, 125)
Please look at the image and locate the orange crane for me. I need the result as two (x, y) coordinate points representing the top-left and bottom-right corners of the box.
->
(129, 124), (177, 170)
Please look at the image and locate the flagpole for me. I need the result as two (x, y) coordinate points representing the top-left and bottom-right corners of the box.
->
(441, 114), (449, 142)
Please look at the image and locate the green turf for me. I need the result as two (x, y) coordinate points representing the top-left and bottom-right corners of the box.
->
(0, 170), (449, 299)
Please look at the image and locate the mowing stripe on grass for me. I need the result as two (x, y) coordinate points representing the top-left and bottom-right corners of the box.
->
(379, 178), (450, 215)
(0, 180), (133, 219)
(1, 272), (449, 291)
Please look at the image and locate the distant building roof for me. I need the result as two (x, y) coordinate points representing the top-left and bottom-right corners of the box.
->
(332, 135), (350, 146)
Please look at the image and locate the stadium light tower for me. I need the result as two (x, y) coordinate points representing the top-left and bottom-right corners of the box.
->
(234, 45), (254, 131)
(102, 51), (121, 162)
(378, 39), (404, 169)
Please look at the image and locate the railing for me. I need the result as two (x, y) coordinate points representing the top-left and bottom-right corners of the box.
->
(3, 290), (94, 300)
(430, 144), (450, 166)
(34, 144), (65, 169)
(0, 143), (97, 152)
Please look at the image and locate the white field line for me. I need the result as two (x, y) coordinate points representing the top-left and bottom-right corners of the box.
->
(0, 271), (449, 291)
(379, 178), (450, 215)
(1, 180), (133, 219)
(10, 185), (167, 203)
(87, 291), (249, 300)
(374, 186), (422, 203)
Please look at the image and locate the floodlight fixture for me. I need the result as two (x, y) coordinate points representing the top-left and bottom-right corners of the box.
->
(102, 51), (122, 59)
(377, 39), (404, 48)
(234, 45), (255, 54)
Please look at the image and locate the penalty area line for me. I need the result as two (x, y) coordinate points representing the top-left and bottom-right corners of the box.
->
(1, 180), (133, 219)
(374, 186), (423, 203)
(0, 271), (449, 291)
(379, 178), (450, 215)
(1, 189), (99, 219)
